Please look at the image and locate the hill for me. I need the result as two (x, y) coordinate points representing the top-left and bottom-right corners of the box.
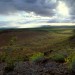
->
(0, 27), (75, 75)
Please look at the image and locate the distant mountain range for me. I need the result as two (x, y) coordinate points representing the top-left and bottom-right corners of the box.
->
(0, 25), (75, 30)
(40, 25), (75, 28)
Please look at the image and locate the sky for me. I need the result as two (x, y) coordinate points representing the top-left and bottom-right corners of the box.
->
(0, 0), (75, 28)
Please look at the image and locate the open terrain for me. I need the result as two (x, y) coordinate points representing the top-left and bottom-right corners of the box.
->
(0, 27), (75, 75)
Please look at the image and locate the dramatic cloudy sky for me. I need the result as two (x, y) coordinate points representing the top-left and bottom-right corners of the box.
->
(0, 0), (75, 28)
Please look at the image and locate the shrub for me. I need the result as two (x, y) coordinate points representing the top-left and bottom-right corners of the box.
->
(4, 57), (15, 73)
(0, 52), (6, 62)
(9, 37), (17, 45)
(51, 54), (65, 63)
(23, 56), (29, 61)
(67, 55), (75, 72)
(15, 55), (29, 62)
(30, 52), (44, 62)
(71, 56), (75, 71)
(4, 63), (14, 73)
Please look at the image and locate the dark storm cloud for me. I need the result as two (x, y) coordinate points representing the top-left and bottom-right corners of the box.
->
(25, 0), (37, 3)
(0, 0), (57, 16)
(1, 0), (75, 17)
(0, 0), (16, 14)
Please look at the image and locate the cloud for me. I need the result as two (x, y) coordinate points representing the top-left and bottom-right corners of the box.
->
(48, 18), (72, 23)
(0, 21), (9, 26)
(0, 0), (75, 28)
(0, 0), (75, 17)
(64, 0), (75, 18)
(0, 0), (58, 16)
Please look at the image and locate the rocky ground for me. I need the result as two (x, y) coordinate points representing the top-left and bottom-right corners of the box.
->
(0, 58), (73, 75)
